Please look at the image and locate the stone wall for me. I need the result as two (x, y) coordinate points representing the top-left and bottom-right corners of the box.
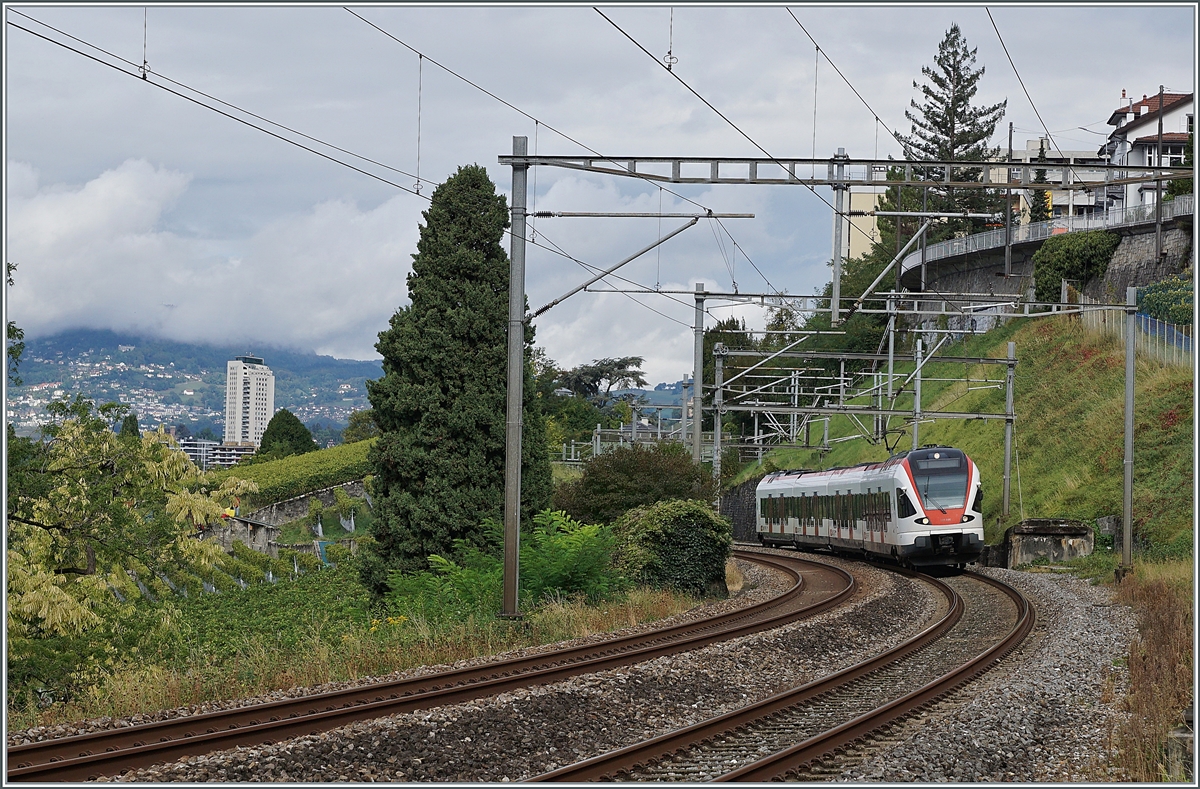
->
(907, 220), (1191, 335)
(1004, 518), (1094, 568)
(1092, 225), (1191, 300)
(202, 518), (278, 555)
(246, 480), (367, 526)
(720, 477), (763, 543)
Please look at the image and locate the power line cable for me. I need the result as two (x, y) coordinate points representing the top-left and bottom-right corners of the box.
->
(414, 54), (423, 194)
(9, 10), (748, 329)
(985, 8), (1086, 188)
(6, 17), (428, 198)
(346, 6), (777, 293)
(532, 230), (691, 326)
(785, 8), (906, 153)
(594, 7), (880, 258)
(8, 9), (437, 189)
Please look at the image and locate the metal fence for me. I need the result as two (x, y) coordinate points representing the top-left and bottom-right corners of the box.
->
(902, 193), (1194, 272)
(553, 423), (727, 464)
(1077, 293), (1194, 367)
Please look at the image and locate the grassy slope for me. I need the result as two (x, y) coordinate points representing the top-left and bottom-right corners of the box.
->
(732, 317), (1193, 549)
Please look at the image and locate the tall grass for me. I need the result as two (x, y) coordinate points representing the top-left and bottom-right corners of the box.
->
(7, 586), (698, 732)
(1109, 561), (1194, 781)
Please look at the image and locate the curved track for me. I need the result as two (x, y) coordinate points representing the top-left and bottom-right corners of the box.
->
(530, 568), (1033, 782)
(8, 550), (853, 782)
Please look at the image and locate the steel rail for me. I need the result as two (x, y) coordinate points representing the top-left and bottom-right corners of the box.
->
(528, 566), (961, 782)
(8, 550), (853, 782)
(718, 570), (1034, 782)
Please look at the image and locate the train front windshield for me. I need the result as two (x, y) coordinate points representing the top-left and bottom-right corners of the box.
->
(911, 453), (969, 511)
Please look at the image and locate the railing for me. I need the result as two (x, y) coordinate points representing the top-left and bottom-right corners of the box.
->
(901, 193), (1193, 273)
(552, 424), (725, 464)
(1076, 293), (1194, 367)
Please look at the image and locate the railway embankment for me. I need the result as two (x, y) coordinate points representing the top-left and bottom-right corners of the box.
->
(731, 314), (1193, 558)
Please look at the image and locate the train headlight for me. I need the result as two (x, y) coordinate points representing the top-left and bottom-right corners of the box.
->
(962, 514), (975, 523)
(915, 517), (929, 525)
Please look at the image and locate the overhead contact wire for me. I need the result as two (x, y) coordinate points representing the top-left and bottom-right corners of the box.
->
(594, 7), (879, 264)
(8, 8), (437, 189)
(344, 7), (773, 297)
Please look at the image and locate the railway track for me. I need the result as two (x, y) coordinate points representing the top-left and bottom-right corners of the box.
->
(531, 568), (1034, 782)
(8, 549), (853, 782)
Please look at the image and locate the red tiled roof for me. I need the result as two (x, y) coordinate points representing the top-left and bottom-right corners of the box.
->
(1133, 132), (1191, 144)
(1107, 92), (1192, 126)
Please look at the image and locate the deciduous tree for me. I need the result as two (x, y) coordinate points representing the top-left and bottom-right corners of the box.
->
(361, 165), (551, 591)
(7, 261), (24, 386)
(257, 408), (318, 459)
(6, 397), (256, 642)
(342, 408), (381, 444)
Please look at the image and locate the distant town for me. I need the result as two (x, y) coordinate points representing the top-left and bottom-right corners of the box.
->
(6, 330), (380, 444)
(5, 330), (691, 463)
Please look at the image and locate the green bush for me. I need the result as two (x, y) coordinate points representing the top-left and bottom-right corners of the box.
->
(612, 499), (732, 597)
(552, 442), (716, 525)
(385, 510), (624, 622)
(1031, 230), (1121, 303)
(386, 550), (502, 625)
(1139, 275), (1193, 325)
(520, 511), (623, 602)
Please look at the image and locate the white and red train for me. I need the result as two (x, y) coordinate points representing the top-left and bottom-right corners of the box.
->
(755, 446), (984, 567)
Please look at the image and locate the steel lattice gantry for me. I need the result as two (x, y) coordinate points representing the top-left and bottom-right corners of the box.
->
(496, 154), (1193, 190)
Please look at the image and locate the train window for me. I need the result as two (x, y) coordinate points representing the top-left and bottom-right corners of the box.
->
(896, 487), (918, 518)
(972, 487), (983, 513)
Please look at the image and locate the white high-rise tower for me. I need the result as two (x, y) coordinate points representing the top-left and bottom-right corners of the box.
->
(224, 355), (275, 446)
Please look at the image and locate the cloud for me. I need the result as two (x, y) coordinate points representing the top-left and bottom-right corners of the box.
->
(4, 6), (1193, 383)
(6, 159), (417, 360)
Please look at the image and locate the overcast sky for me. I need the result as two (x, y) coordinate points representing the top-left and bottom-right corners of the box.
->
(5, 3), (1195, 384)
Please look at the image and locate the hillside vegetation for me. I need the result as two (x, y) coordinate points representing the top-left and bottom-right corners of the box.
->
(209, 438), (375, 507)
(735, 316), (1192, 552)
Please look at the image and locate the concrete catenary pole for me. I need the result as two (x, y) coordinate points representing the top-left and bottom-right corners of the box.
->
(1121, 286), (1137, 579)
(1002, 341), (1015, 516)
(502, 136), (528, 618)
(693, 283), (705, 462)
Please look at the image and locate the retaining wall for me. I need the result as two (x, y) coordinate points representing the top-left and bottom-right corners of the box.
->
(246, 480), (367, 526)
(721, 477), (764, 543)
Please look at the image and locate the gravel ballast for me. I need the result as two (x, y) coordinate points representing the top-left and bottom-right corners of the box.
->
(824, 566), (1137, 783)
(45, 554), (1136, 783)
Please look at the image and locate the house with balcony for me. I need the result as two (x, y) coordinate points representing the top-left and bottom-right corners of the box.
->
(1098, 89), (1193, 210)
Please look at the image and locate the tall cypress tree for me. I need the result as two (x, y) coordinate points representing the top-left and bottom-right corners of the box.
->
(361, 165), (551, 591)
(894, 23), (1007, 239)
(118, 413), (140, 439)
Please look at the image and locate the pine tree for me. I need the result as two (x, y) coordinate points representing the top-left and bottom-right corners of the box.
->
(361, 165), (551, 591)
(895, 23), (1007, 239)
(258, 408), (317, 458)
(1028, 140), (1051, 223)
